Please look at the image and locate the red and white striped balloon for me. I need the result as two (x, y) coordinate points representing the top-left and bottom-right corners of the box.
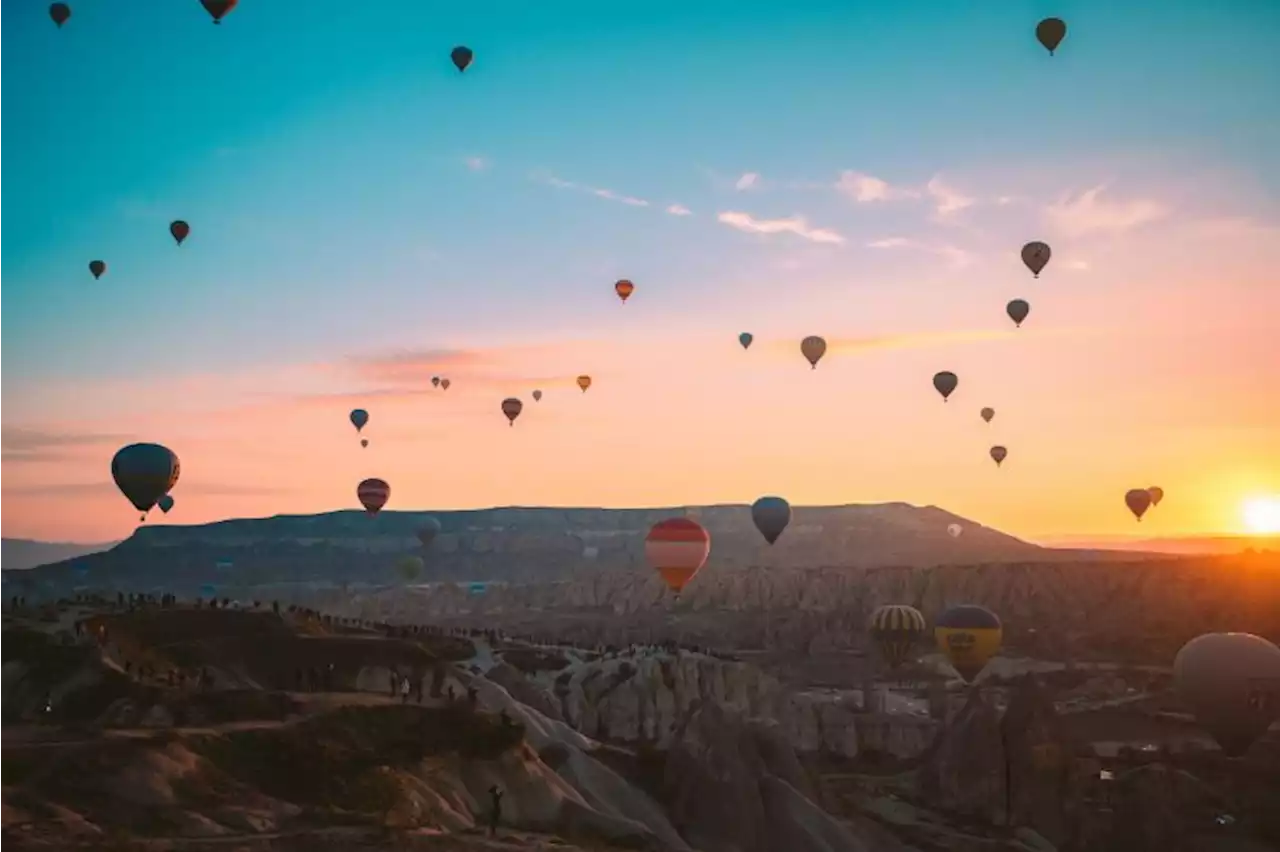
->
(357, 478), (390, 516)
(645, 517), (711, 594)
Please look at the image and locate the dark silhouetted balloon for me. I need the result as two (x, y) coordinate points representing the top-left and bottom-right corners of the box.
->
(532, 390), (543, 402)
(451, 46), (474, 72)
(801, 336), (826, 369)
(1021, 241), (1050, 277)
(360, 438), (369, 448)
(50, 3), (71, 27)
(933, 371), (958, 401)
(990, 445), (1008, 467)
(1007, 299), (1030, 328)
(501, 397), (523, 425)
(576, 375), (592, 393)
(1125, 488), (1152, 521)
(170, 220), (191, 246)
(89, 260), (106, 280)
(615, 279), (634, 303)
(1147, 486), (1164, 508)
(440, 378), (451, 390)
(739, 332), (754, 350)
(200, 0), (238, 24)
(111, 443), (181, 519)
(397, 554), (424, 581)
(980, 407), (995, 424)
(157, 494), (175, 514)
(751, 496), (792, 545)
(417, 517), (442, 548)
(350, 409), (369, 432)
(935, 604), (1002, 683)
(869, 604), (927, 669)
(1035, 18), (1067, 55)
(432, 376), (441, 388)
(645, 517), (710, 596)
(1175, 633), (1280, 757)
(357, 478), (390, 515)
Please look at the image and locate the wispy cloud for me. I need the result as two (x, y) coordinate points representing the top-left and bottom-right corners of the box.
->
(734, 172), (760, 191)
(1, 426), (133, 464)
(717, 211), (845, 245)
(834, 171), (920, 203)
(1065, 259), (1091, 271)
(925, 175), (976, 218)
(534, 172), (650, 208)
(1043, 185), (1169, 239)
(463, 155), (490, 172)
(666, 203), (693, 217)
(866, 236), (975, 267)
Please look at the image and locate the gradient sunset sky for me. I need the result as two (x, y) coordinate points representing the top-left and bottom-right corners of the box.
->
(3, 0), (1278, 544)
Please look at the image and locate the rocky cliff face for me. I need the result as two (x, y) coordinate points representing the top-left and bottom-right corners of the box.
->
(22, 503), (1068, 591)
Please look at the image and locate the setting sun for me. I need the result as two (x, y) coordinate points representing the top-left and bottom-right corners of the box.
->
(1242, 497), (1280, 535)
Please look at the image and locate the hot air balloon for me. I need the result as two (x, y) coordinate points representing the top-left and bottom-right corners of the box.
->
(948, 523), (963, 538)
(990, 446), (1008, 467)
(869, 604), (928, 669)
(1147, 486), (1164, 508)
(1174, 633), (1280, 757)
(417, 517), (442, 548)
(1021, 241), (1050, 277)
(397, 554), (424, 582)
(357, 478), (390, 516)
(1006, 299), (1030, 328)
(751, 496), (792, 545)
(350, 409), (369, 434)
(50, 3), (70, 27)
(451, 46), (474, 72)
(170, 220), (191, 246)
(440, 379), (451, 391)
(1125, 488), (1152, 521)
(432, 376), (441, 388)
(111, 443), (181, 521)
(89, 260), (106, 280)
(980, 407), (995, 424)
(933, 371), (958, 401)
(576, 375), (592, 393)
(157, 494), (175, 514)
(360, 439), (369, 448)
(1035, 17), (1067, 55)
(200, 0), (238, 24)
(801, 336), (826, 369)
(532, 390), (543, 402)
(645, 517), (710, 596)
(739, 333), (754, 350)
(935, 604), (1002, 683)
(501, 397), (523, 425)
(615, 279), (635, 303)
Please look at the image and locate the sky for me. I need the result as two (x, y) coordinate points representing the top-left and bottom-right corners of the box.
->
(3, 0), (1279, 544)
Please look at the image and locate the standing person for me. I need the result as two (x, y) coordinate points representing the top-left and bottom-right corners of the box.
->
(388, 669), (398, 698)
(487, 786), (503, 836)
(400, 675), (410, 704)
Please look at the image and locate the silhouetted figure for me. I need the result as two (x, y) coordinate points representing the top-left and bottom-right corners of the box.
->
(446, 684), (457, 704)
(487, 786), (503, 836)
(389, 670), (399, 698)
(400, 676), (410, 704)
(467, 686), (479, 712)
(414, 674), (424, 704)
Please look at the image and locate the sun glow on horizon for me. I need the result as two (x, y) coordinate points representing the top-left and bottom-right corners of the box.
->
(1242, 496), (1280, 535)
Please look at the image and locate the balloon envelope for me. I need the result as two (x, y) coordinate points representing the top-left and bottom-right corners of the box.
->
(111, 443), (181, 513)
(1021, 241), (1051, 277)
(1035, 17), (1067, 54)
(357, 478), (390, 515)
(397, 555), (424, 581)
(615, 279), (635, 302)
(440, 379), (451, 390)
(576, 375), (592, 392)
(532, 390), (543, 402)
(800, 336), (827, 369)
(980, 407), (995, 423)
(432, 377), (441, 388)
(350, 409), (369, 432)
(1175, 633), (1280, 756)
(1125, 488), (1152, 521)
(935, 605), (1002, 683)
(869, 605), (927, 669)
(50, 3), (70, 27)
(990, 445), (1008, 466)
(157, 494), (175, 514)
(451, 46), (474, 72)
(1147, 486), (1164, 507)
(200, 0), (238, 23)
(933, 371), (958, 401)
(645, 518), (711, 594)
(170, 220), (190, 245)
(751, 496), (792, 545)
(1006, 299), (1030, 327)
(739, 332), (754, 350)
(948, 523), (962, 538)
(89, 260), (106, 280)
(501, 397), (523, 425)
(417, 517), (442, 548)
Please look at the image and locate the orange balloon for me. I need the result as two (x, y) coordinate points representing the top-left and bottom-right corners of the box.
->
(576, 375), (592, 393)
(615, 279), (635, 302)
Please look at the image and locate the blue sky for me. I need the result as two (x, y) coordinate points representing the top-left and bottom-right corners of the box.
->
(3, 0), (1279, 541)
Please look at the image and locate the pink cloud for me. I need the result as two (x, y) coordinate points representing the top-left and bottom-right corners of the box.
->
(716, 211), (845, 245)
(1044, 185), (1169, 238)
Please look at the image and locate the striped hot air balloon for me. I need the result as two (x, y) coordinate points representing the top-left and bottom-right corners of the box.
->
(868, 604), (928, 669)
(935, 604), (1002, 684)
(645, 517), (710, 596)
(357, 478), (390, 516)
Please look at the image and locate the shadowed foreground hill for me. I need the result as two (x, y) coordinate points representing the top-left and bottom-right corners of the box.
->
(14, 502), (1149, 593)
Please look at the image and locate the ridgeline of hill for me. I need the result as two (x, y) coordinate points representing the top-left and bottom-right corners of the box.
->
(8, 502), (1158, 594)
(2, 540), (117, 572)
